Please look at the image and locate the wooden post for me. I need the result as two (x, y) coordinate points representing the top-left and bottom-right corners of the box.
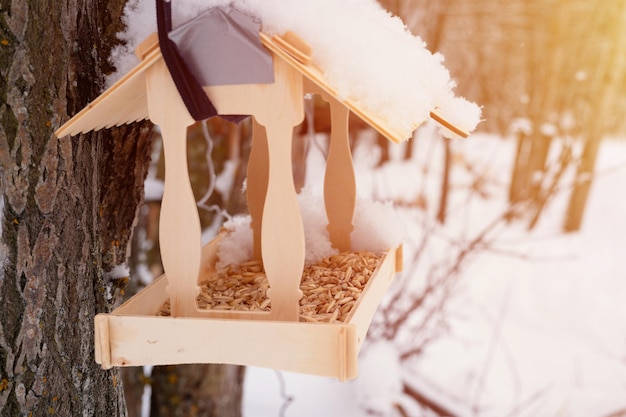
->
(323, 95), (355, 252)
(247, 119), (269, 261)
(146, 60), (200, 317)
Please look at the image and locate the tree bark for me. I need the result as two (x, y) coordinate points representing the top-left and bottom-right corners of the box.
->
(150, 365), (245, 417)
(0, 1), (152, 416)
(563, 1), (626, 232)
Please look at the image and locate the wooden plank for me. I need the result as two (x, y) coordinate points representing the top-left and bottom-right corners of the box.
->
(322, 94), (355, 252)
(206, 55), (306, 321)
(94, 314), (112, 370)
(102, 315), (358, 380)
(243, 56), (304, 319)
(346, 246), (401, 349)
(113, 274), (273, 320)
(429, 110), (469, 138)
(247, 119), (269, 261)
(272, 31), (312, 64)
(114, 275), (169, 316)
(115, 236), (222, 317)
(145, 60), (200, 317)
(135, 32), (159, 60)
(395, 244), (404, 272)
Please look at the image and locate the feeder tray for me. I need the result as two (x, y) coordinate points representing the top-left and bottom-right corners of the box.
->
(56, 19), (467, 380)
(96, 236), (402, 381)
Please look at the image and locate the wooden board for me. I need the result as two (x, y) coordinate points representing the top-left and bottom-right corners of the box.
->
(346, 245), (402, 349)
(95, 314), (358, 380)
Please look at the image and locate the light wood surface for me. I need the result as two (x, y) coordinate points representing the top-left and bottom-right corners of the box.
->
(429, 110), (469, 138)
(303, 78), (356, 252)
(95, 313), (358, 380)
(146, 60), (201, 317)
(205, 56), (306, 321)
(322, 94), (355, 252)
(345, 246), (402, 349)
(247, 118), (269, 261)
(272, 31), (312, 64)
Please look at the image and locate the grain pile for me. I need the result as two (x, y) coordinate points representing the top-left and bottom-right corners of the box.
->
(158, 251), (381, 322)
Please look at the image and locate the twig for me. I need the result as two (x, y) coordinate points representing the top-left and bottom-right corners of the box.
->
(196, 120), (230, 223)
(274, 370), (294, 417)
(196, 120), (217, 209)
(602, 408), (626, 417)
(403, 382), (460, 417)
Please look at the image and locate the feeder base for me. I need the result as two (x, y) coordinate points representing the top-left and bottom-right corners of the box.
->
(94, 237), (402, 381)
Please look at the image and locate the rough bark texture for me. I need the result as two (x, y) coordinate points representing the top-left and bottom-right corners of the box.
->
(0, 0), (153, 416)
(150, 365), (245, 417)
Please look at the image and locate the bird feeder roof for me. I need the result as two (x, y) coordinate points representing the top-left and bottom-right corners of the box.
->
(56, 4), (478, 142)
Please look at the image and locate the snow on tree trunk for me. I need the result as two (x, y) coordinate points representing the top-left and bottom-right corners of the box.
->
(0, 1), (152, 415)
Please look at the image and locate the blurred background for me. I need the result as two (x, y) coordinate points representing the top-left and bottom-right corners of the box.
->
(124, 1), (626, 416)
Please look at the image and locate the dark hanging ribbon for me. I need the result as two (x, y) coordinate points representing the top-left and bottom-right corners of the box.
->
(156, 0), (217, 121)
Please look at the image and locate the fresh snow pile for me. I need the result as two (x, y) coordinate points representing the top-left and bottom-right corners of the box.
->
(103, 264), (131, 301)
(144, 177), (164, 202)
(105, 264), (131, 280)
(216, 187), (406, 268)
(110, 0), (480, 138)
(354, 341), (404, 414)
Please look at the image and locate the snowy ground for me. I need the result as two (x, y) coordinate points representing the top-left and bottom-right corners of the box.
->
(243, 131), (626, 417)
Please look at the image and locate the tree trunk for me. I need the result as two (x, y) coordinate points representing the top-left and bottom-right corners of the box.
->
(150, 365), (245, 417)
(0, 0), (153, 416)
(563, 2), (626, 232)
(508, 130), (531, 204)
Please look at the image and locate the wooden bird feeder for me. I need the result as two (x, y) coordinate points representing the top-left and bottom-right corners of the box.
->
(55, 8), (469, 381)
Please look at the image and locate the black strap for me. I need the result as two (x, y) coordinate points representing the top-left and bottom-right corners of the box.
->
(156, 0), (217, 121)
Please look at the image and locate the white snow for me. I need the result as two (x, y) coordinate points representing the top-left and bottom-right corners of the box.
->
(354, 341), (404, 415)
(109, 0), (480, 138)
(216, 215), (254, 269)
(106, 264), (131, 280)
(214, 159), (238, 202)
(103, 263), (131, 301)
(144, 177), (164, 202)
(216, 186), (405, 267)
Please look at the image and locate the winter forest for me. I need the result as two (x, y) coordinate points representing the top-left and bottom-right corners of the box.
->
(1, 0), (626, 416)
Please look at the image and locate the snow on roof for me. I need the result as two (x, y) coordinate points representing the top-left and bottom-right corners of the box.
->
(110, 0), (481, 139)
